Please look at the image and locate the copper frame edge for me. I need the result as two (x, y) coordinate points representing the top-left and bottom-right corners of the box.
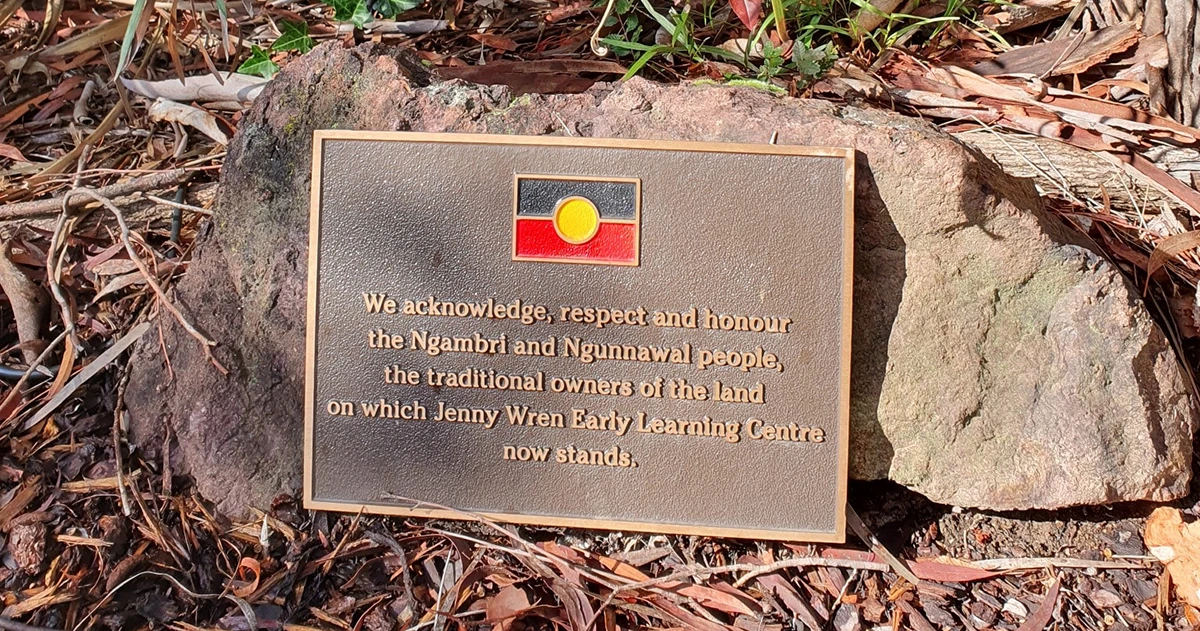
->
(305, 131), (854, 543)
(304, 131), (330, 509)
(834, 149), (855, 544)
(304, 499), (847, 542)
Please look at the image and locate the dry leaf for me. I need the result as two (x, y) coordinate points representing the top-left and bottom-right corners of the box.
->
(972, 20), (1140, 77)
(90, 258), (139, 276)
(591, 548), (753, 615)
(0, 143), (27, 162)
(545, 0), (591, 22)
(231, 557), (261, 598)
(486, 585), (531, 631)
(756, 572), (824, 629)
(94, 270), (146, 300)
(1015, 579), (1060, 631)
(1146, 230), (1200, 281)
(147, 98), (229, 145)
(95, 261), (183, 299)
(909, 560), (999, 583)
(718, 38), (764, 59)
(468, 33), (519, 51)
(124, 73), (267, 104)
(1145, 507), (1200, 608)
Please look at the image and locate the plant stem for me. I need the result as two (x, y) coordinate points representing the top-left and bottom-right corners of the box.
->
(772, 0), (788, 39)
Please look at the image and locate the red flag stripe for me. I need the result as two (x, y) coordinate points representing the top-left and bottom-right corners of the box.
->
(514, 218), (637, 264)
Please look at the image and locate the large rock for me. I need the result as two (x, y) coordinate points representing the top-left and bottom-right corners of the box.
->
(126, 42), (1197, 513)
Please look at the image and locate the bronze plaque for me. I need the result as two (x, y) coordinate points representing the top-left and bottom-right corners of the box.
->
(305, 132), (853, 541)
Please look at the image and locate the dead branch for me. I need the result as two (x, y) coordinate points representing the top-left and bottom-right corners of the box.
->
(0, 240), (48, 365)
(982, 0), (1076, 33)
(0, 169), (193, 221)
(45, 211), (78, 351)
(20, 322), (151, 431)
(971, 557), (1150, 571)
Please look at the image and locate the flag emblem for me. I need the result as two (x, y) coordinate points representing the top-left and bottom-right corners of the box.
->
(513, 175), (640, 266)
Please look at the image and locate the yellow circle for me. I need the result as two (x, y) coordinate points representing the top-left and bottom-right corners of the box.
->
(553, 197), (600, 245)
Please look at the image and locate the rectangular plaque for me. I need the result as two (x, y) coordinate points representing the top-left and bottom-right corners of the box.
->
(305, 132), (854, 541)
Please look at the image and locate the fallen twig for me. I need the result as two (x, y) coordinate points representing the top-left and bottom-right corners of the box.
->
(45, 205), (78, 351)
(846, 503), (921, 585)
(70, 189), (228, 375)
(20, 321), (151, 431)
(138, 193), (212, 216)
(0, 239), (48, 365)
(0, 168), (193, 220)
(971, 557), (1150, 571)
(729, 557), (891, 588)
(112, 362), (134, 516)
(0, 329), (66, 429)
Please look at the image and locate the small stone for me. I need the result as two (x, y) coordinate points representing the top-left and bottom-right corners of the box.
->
(1126, 579), (1158, 603)
(833, 603), (861, 631)
(1002, 598), (1029, 619)
(968, 601), (996, 628)
(1088, 587), (1124, 609)
(7, 520), (45, 574)
(922, 600), (958, 627)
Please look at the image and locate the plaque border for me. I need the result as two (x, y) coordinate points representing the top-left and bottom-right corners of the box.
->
(305, 131), (855, 543)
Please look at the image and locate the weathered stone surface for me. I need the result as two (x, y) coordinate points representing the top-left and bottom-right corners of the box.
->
(126, 42), (1197, 514)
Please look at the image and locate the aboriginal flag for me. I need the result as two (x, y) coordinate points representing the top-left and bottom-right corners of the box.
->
(513, 175), (641, 266)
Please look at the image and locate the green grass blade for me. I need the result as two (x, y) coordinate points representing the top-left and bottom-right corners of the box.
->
(622, 44), (675, 79)
(638, 0), (676, 36)
(599, 36), (656, 51)
(116, 0), (148, 76)
(696, 44), (743, 62)
(216, 0), (230, 58)
(770, 0), (787, 40)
